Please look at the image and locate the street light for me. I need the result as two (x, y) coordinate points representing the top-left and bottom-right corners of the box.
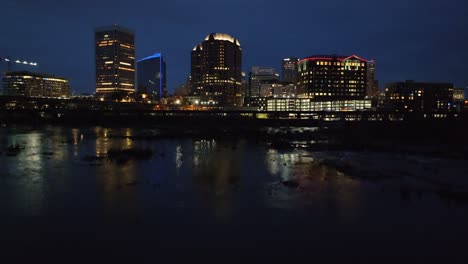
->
(1, 57), (38, 71)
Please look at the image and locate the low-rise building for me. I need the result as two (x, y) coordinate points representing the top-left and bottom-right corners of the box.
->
(2, 71), (71, 98)
(266, 98), (372, 112)
(384, 80), (453, 112)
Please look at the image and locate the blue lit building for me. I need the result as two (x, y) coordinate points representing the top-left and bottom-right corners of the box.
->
(137, 53), (166, 100)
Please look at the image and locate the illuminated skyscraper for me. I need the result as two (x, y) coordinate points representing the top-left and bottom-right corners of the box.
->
(137, 53), (166, 100)
(297, 55), (368, 100)
(95, 25), (135, 100)
(190, 33), (242, 106)
(281, 57), (298, 84)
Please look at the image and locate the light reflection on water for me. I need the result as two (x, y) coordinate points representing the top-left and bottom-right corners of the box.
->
(1, 126), (468, 259)
(0, 128), (466, 218)
(1, 126), (467, 218)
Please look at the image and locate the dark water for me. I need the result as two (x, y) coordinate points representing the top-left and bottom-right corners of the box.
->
(1, 126), (468, 262)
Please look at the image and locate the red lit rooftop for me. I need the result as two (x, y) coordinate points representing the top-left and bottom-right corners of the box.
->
(298, 54), (369, 64)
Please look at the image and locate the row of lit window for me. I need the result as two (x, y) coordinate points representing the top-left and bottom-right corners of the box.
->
(315, 61), (366, 67)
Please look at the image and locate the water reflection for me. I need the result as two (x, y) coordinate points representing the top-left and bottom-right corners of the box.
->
(92, 130), (139, 214)
(191, 139), (240, 219)
(71, 128), (81, 158)
(4, 132), (45, 215)
(264, 149), (361, 222)
(1, 126), (467, 230)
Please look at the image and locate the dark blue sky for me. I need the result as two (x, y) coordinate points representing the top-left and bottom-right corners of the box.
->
(1, 0), (467, 94)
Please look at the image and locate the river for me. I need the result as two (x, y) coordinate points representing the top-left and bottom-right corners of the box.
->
(1, 125), (467, 261)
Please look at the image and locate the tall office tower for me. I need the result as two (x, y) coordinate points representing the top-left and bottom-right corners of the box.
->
(297, 55), (368, 100)
(248, 67), (279, 97)
(282, 57), (298, 84)
(190, 33), (242, 106)
(366, 60), (380, 98)
(95, 25), (135, 101)
(137, 53), (166, 100)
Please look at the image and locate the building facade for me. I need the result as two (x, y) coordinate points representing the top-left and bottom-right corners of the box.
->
(248, 67), (279, 98)
(137, 53), (166, 100)
(2, 71), (70, 98)
(366, 60), (380, 98)
(282, 57), (299, 84)
(384, 80), (453, 112)
(95, 25), (135, 101)
(190, 33), (243, 106)
(267, 98), (372, 112)
(297, 55), (368, 100)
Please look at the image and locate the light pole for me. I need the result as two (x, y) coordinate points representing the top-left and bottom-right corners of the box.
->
(0, 57), (38, 71)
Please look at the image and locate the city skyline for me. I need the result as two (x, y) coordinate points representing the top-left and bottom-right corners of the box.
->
(1, 0), (467, 94)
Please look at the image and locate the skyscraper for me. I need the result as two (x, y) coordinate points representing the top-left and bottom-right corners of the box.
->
(297, 55), (368, 100)
(137, 53), (166, 100)
(282, 57), (298, 84)
(366, 60), (380, 98)
(95, 25), (135, 101)
(248, 67), (279, 97)
(190, 33), (242, 106)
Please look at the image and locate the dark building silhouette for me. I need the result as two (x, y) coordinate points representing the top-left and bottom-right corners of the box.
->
(297, 55), (368, 100)
(367, 60), (380, 98)
(137, 53), (166, 100)
(385, 80), (453, 112)
(190, 33), (242, 106)
(282, 57), (298, 84)
(2, 71), (70, 98)
(95, 25), (135, 101)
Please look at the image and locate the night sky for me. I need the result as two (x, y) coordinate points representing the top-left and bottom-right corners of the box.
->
(1, 0), (467, 94)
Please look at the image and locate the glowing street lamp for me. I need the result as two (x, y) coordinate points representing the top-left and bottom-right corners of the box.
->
(1, 57), (38, 71)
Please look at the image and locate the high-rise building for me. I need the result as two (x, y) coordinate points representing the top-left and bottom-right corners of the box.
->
(2, 71), (70, 98)
(190, 33), (242, 106)
(248, 67), (279, 97)
(282, 57), (298, 84)
(384, 80), (453, 112)
(137, 53), (166, 100)
(366, 60), (380, 98)
(297, 55), (368, 100)
(95, 25), (135, 100)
